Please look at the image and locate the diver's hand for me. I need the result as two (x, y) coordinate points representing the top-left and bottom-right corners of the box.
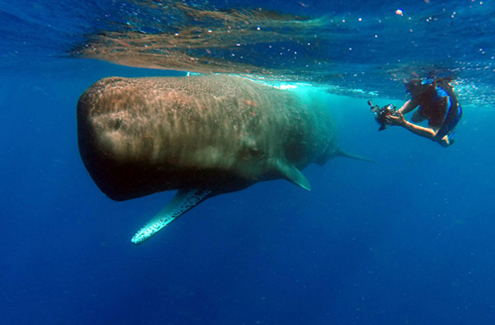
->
(385, 112), (406, 127)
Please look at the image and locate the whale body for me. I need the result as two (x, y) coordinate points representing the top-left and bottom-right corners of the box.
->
(77, 75), (367, 244)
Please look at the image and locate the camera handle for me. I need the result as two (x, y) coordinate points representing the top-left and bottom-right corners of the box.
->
(367, 99), (380, 113)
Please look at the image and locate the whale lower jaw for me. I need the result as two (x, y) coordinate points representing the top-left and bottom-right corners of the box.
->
(131, 189), (213, 245)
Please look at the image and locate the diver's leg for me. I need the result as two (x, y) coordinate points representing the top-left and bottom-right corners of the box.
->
(433, 126), (452, 147)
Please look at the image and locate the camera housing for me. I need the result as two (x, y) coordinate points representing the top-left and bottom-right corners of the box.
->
(367, 100), (399, 131)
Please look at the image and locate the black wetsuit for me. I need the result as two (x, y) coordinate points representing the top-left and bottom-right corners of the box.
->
(415, 78), (462, 141)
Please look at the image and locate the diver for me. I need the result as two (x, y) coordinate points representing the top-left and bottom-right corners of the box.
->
(385, 77), (463, 147)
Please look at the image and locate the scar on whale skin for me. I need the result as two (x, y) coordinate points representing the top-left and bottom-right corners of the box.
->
(77, 74), (373, 244)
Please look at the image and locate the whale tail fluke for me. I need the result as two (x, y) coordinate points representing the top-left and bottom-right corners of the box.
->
(335, 148), (378, 164)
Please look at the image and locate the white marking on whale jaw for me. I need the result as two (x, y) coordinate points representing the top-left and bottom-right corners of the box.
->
(131, 189), (212, 245)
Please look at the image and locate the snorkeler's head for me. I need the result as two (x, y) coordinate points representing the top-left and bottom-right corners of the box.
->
(404, 78), (431, 96)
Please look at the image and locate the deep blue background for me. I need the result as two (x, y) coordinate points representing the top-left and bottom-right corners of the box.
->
(1, 59), (495, 324)
(2, 0), (495, 324)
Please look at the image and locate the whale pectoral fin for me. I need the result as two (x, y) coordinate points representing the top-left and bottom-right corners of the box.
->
(274, 159), (311, 191)
(131, 189), (213, 245)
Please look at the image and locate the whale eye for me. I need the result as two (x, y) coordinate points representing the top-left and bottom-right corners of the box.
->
(112, 118), (123, 131)
(249, 147), (265, 158)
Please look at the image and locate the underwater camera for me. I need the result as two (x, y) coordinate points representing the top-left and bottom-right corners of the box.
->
(367, 100), (399, 131)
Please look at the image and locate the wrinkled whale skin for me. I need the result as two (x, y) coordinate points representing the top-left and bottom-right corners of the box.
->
(76, 74), (364, 244)
(77, 75), (338, 201)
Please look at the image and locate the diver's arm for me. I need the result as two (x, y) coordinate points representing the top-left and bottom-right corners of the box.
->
(400, 121), (437, 140)
(385, 111), (436, 140)
(398, 98), (419, 115)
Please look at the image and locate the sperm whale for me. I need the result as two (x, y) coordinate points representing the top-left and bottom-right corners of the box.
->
(77, 74), (370, 244)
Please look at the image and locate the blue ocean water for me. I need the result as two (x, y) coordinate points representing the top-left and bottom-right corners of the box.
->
(1, 1), (495, 324)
